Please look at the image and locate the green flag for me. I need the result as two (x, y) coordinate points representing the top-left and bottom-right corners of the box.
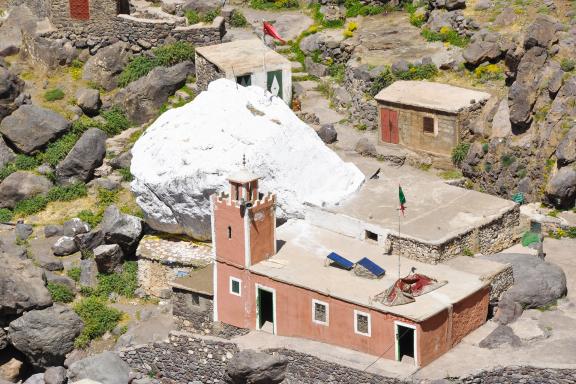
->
(399, 185), (406, 215)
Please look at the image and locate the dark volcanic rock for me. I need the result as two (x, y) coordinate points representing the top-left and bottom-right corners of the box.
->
(226, 350), (288, 384)
(67, 351), (131, 384)
(545, 166), (576, 209)
(0, 105), (70, 154)
(0, 171), (53, 209)
(93, 244), (124, 274)
(479, 325), (521, 349)
(82, 42), (131, 91)
(480, 253), (567, 308)
(317, 124), (337, 144)
(56, 128), (107, 185)
(76, 88), (101, 116)
(113, 62), (194, 124)
(524, 15), (560, 49)
(101, 205), (143, 255)
(8, 304), (83, 369)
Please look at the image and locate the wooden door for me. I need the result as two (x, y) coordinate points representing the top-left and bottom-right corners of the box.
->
(380, 108), (399, 144)
(69, 0), (90, 20)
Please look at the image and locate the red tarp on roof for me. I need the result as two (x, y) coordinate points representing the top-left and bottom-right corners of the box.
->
(374, 273), (447, 306)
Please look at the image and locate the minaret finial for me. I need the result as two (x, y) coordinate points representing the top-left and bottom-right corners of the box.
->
(242, 154), (246, 168)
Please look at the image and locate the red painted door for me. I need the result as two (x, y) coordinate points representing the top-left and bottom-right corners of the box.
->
(69, 0), (90, 20)
(380, 108), (399, 144)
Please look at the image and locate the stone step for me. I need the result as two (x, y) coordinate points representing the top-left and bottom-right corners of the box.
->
(291, 61), (304, 72)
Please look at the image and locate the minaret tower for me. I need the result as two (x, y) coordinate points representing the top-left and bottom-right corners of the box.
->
(211, 158), (277, 268)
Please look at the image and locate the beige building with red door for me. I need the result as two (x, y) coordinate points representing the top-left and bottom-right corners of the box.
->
(375, 81), (491, 157)
(211, 166), (502, 367)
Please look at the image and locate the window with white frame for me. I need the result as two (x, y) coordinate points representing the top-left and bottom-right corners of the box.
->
(354, 310), (371, 336)
(312, 299), (329, 325)
(230, 277), (241, 296)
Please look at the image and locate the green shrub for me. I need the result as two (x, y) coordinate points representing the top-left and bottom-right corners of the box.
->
(67, 267), (82, 283)
(185, 10), (200, 24)
(368, 63), (437, 97)
(250, 0), (299, 9)
(421, 27), (469, 47)
(37, 133), (80, 166)
(484, 162), (492, 172)
(328, 63), (346, 84)
(230, 9), (248, 27)
(369, 67), (395, 97)
(451, 142), (470, 165)
(482, 142), (489, 153)
(0, 208), (13, 222)
(14, 195), (49, 216)
(44, 88), (65, 102)
(203, 8), (220, 23)
(14, 155), (40, 170)
(561, 58), (576, 72)
(97, 188), (119, 207)
(117, 56), (159, 88)
(73, 296), (122, 348)
(77, 209), (103, 228)
(405, 2), (425, 27)
(345, 0), (386, 17)
(153, 41), (196, 67)
(100, 108), (131, 136)
(47, 282), (75, 303)
(95, 261), (139, 298)
(118, 42), (195, 87)
(394, 63), (438, 81)
(474, 64), (503, 82)
(12, 183), (87, 217)
(119, 168), (134, 182)
(501, 154), (516, 168)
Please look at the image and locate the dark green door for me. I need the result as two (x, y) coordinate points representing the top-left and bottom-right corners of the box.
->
(237, 74), (251, 87)
(267, 70), (283, 100)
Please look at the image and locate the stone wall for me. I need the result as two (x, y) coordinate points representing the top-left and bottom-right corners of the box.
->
(119, 332), (576, 384)
(195, 52), (224, 91)
(386, 205), (520, 264)
(460, 367), (576, 383)
(487, 263), (514, 301)
(119, 333), (239, 383)
(43, 15), (225, 53)
(172, 289), (213, 333)
(48, 0), (118, 27)
(9, 0), (49, 17)
(344, 64), (381, 130)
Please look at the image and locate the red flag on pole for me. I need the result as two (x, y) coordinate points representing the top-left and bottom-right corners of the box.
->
(263, 21), (285, 44)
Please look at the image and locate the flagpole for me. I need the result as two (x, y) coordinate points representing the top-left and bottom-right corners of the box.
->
(398, 204), (401, 279)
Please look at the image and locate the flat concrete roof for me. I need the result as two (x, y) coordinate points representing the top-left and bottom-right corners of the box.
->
(172, 264), (214, 296)
(195, 40), (290, 75)
(250, 220), (490, 322)
(374, 81), (491, 114)
(321, 153), (517, 244)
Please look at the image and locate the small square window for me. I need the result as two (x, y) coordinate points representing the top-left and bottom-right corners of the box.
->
(365, 230), (378, 242)
(237, 74), (252, 87)
(423, 116), (435, 134)
(354, 310), (371, 336)
(230, 277), (241, 296)
(312, 300), (329, 325)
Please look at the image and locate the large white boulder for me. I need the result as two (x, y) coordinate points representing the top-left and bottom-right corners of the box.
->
(131, 79), (364, 240)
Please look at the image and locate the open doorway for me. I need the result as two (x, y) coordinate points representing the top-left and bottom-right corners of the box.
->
(117, 0), (130, 14)
(256, 285), (275, 334)
(395, 322), (416, 365)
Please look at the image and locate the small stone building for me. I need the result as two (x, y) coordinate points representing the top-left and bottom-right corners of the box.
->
(375, 81), (490, 157)
(195, 39), (292, 104)
(136, 234), (212, 298)
(171, 264), (214, 333)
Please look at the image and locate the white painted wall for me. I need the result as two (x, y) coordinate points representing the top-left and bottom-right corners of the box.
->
(224, 64), (292, 105)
